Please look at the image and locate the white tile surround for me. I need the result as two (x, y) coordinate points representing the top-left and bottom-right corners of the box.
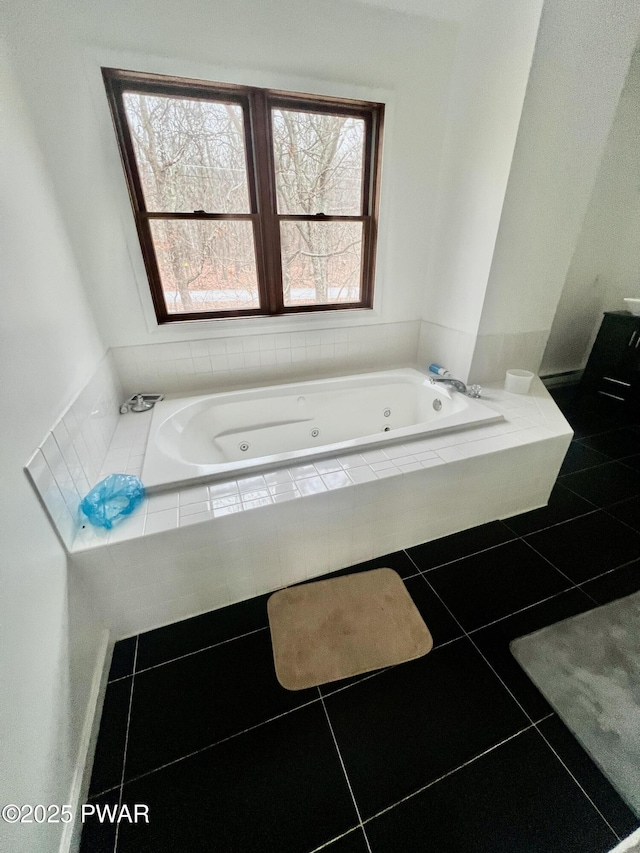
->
(68, 376), (572, 639)
(24, 353), (122, 548)
(417, 320), (552, 385)
(112, 321), (421, 397)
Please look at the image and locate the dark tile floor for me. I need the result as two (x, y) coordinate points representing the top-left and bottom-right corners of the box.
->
(81, 387), (640, 852)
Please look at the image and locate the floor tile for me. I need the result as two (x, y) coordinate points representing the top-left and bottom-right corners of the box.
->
(549, 385), (579, 408)
(537, 716), (640, 839)
(324, 637), (527, 819)
(525, 511), (640, 584)
(578, 428), (640, 461)
(406, 520), (515, 572)
(562, 406), (621, 440)
(560, 442), (612, 475)
(620, 453), (640, 473)
(364, 728), (617, 853)
(502, 482), (595, 536)
(311, 550), (420, 582)
(118, 704), (358, 853)
(322, 829), (371, 853)
(559, 462), (640, 507)
(471, 588), (595, 720)
(135, 592), (271, 671)
(318, 574), (463, 697)
(125, 629), (317, 780)
(425, 539), (570, 631)
(402, 574), (464, 647)
(79, 789), (120, 853)
(108, 637), (137, 681)
(605, 496), (640, 533)
(580, 560), (640, 605)
(88, 678), (132, 796)
(85, 390), (640, 853)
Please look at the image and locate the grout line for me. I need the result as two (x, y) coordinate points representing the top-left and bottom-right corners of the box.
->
(402, 571), (422, 581)
(107, 673), (133, 685)
(308, 827), (365, 853)
(88, 782), (121, 800)
(577, 585), (602, 608)
(403, 548), (424, 576)
(120, 695), (322, 789)
(408, 515), (628, 844)
(558, 455), (640, 494)
(319, 693), (373, 853)
(405, 536), (518, 576)
(465, 588), (583, 636)
(617, 455), (640, 472)
(575, 559), (640, 607)
(417, 573), (538, 725)
(504, 506), (600, 537)
(319, 666), (391, 699)
(568, 423), (629, 441)
(518, 536), (580, 592)
(132, 626), (269, 677)
(601, 504), (640, 537)
(534, 711), (555, 725)
(114, 635), (138, 853)
(362, 723), (537, 827)
(318, 634), (463, 699)
(407, 546), (582, 642)
(521, 533), (640, 603)
(532, 720), (622, 842)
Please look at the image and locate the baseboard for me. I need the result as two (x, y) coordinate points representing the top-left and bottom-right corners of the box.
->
(59, 629), (112, 853)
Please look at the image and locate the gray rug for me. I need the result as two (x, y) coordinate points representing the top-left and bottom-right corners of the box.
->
(511, 590), (640, 817)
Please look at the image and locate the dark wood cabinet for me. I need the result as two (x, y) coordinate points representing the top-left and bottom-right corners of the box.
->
(579, 311), (640, 414)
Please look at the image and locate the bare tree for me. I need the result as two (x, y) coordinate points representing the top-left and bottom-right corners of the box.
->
(124, 93), (365, 310)
(272, 109), (364, 304)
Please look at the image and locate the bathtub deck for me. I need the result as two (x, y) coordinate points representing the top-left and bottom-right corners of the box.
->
(70, 376), (572, 639)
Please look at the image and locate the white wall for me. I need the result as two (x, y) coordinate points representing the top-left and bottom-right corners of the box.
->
(424, 0), (544, 344)
(471, 0), (640, 383)
(541, 45), (640, 375)
(0, 42), (108, 853)
(2, 0), (458, 352)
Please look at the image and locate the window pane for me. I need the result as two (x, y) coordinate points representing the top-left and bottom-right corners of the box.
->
(280, 221), (363, 306)
(150, 220), (259, 313)
(123, 92), (250, 213)
(272, 109), (364, 215)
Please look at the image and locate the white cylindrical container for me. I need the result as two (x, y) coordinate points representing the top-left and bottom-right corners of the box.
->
(505, 369), (535, 394)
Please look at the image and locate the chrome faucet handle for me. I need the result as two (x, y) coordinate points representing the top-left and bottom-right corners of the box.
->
(130, 394), (153, 412)
(120, 393), (164, 414)
(467, 384), (482, 398)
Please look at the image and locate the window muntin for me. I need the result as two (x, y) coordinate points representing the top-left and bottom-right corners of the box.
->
(103, 69), (383, 323)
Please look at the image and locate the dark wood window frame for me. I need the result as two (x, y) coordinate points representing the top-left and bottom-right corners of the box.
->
(102, 68), (384, 324)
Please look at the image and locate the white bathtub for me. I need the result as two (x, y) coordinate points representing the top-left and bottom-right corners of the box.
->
(140, 368), (504, 490)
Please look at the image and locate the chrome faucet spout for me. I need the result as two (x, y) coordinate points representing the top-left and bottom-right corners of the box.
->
(429, 376), (467, 394)
(428, 376), (482, 398)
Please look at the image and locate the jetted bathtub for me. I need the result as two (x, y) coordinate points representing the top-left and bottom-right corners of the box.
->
(141, 368), (504, 490)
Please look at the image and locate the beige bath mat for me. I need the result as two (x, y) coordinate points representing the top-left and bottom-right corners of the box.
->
(267, 568), (433, 691)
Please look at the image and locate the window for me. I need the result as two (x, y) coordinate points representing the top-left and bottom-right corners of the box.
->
(102, 69), (384, 323)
